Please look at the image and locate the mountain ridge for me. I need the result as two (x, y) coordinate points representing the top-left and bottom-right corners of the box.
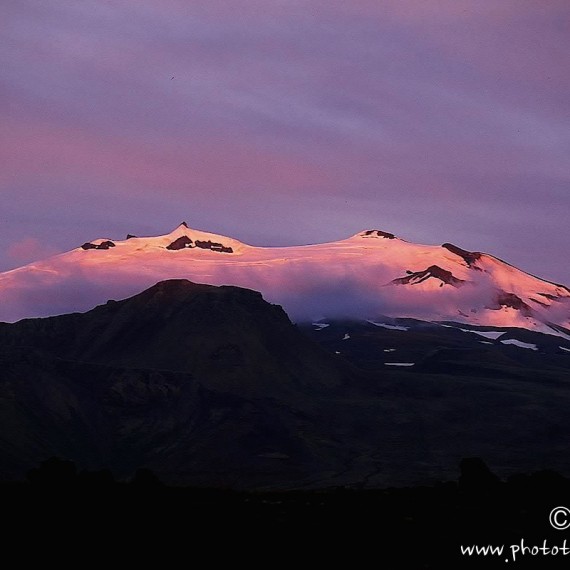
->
(1, 223), (568, 333)
(0, 279), (347, 396)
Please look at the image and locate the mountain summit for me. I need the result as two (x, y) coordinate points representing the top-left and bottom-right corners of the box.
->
(0, 279), (348, 484)
(0, 224), (568, 334)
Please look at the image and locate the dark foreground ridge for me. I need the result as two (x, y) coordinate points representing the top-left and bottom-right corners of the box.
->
(4, 457), (570, 567)
(0, 279), (351, 486)
(1, 279), (570, 492)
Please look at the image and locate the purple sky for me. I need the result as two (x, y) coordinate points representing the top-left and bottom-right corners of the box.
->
(2, 1), (569, 284)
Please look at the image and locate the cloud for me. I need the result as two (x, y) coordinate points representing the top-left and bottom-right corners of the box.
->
(6, 237), (59, 266)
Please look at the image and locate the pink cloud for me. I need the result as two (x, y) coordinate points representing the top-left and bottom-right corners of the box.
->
(0, 112), (341, 204)
(7, 237), (59, 265)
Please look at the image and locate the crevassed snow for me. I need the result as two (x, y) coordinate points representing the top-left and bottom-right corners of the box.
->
(500, 339), (538, 350)
(384, 362), (415, 367)
(368, 321), (409, 331)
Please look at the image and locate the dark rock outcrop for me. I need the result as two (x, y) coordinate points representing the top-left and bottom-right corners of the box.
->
(488, 292), (533, 315)
(441, 243), (482, 268)
(81, 240), (115, 250)
(362, 230), (396, 239)
(194, 240), (233, 253)
(391, 265), (465, 287)
(165, 237), (233, 253)
(166, 236), (194, 250)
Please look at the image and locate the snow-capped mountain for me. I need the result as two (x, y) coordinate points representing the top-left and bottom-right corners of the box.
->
(1, 223), (569, 334)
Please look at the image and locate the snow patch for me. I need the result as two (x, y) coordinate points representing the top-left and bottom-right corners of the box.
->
(443, 324), (506, 339)
(384, 362), (415, 367)
(368, 321), (409, 331)
(500, 339), (538, 350)
(342, 333), (350, 340)
(460, 328), (505, 340)
(560, 346), (570, 353)
(312, 323), (330, 330)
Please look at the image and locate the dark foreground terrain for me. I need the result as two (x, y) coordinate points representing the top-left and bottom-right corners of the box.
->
(2, 280), (570, 566)
(1, 280), (570, 488)
(4, 457), (570, 568)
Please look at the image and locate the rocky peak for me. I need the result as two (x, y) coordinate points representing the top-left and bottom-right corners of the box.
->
(361, 230), (396, 239)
